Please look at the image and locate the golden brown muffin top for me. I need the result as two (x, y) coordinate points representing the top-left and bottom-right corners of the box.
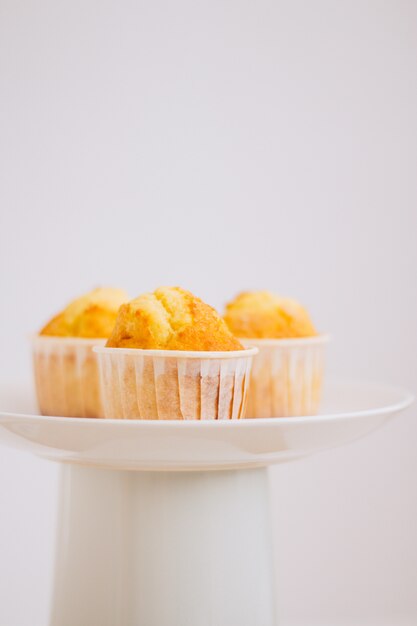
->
(106, 287), (244, 351)
(224, 291), (317, 339)
(40, 287), (128, 338)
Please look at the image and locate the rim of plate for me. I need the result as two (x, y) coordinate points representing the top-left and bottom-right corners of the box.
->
(0, 381), (413, 426)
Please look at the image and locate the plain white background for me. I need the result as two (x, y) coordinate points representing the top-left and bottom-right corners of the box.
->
(1, 0), (416, 624)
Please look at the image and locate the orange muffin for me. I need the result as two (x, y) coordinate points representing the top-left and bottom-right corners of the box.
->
(224, 291), (327, 418)
(107, 286), (243, 351)
(224, 291), (317, 339)
(41, 287), (128, 338)
(96, 287), (256, 420)
(33, 287), (128, 418)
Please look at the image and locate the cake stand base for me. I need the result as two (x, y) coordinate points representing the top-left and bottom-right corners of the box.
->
(50, 465), (276, 626)
(1, 381), (412, 626)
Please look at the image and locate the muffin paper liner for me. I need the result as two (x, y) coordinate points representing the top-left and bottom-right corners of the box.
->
(32, 336), (106, 418)
(241, 336), (329, 418)
(94, 347), (257, 420)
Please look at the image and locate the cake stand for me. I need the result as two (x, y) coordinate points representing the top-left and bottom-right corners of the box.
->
(0, 380), (413, 626)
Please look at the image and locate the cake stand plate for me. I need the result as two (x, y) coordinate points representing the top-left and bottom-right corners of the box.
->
(0, 380), (413, 626)
(0, 379), (412, 471)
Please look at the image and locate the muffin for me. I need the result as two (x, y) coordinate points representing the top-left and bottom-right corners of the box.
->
(224, 291), (317, 339)
(33, 287), (128, 418)
(95, 287), (257, 420)
(224, 291), (328, 418)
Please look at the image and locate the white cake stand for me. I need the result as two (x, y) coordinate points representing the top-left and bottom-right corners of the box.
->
(0, 380), (413, 626)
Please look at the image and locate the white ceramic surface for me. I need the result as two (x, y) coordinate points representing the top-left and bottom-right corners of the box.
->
(0, 380), (412, 471)
(50, 465), (276, 626)
(0, 380), (413, 626)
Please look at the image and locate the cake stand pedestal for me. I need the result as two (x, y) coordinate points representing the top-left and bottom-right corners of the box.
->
(0, 380), (413, 626)
(51, 466), (275, 626)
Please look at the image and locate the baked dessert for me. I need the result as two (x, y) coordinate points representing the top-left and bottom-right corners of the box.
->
(224, 291), (317, 339)
(224, 291), (327, 418)
(95, 287), (256, 420)
(33, 287), (128, 418)
(40, 287), (128, 338)
(107, 286), (243, 350)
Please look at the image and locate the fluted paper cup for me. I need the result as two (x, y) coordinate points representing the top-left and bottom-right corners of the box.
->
(241, 335), (330, 418)
(94, 346), (258, 420)
(32, 336), (106, 418)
